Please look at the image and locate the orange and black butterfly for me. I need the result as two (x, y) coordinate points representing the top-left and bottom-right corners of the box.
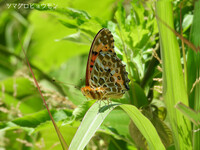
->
(81, 28), (130, 100)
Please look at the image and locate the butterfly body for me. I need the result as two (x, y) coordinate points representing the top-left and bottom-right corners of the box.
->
(81, 28), (130, 100)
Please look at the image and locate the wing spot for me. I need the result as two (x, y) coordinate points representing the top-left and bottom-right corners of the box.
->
(118, 87), (122, 92)
(100, 67), (103, 72)
(103, 41), (107, 45)
(100, 37), (104, 41)
(103, 84), (107, 88)
(117, 76), (121, 80)
(115, 82), (120, 87)
(108, 83), (115, 87)
(105, 54), (111, 59)
(107, 88), (111, 92)
(95, 63), (99, 71)
(105, 68), (111, 76)
(99, 78), (105, 85)
(102, 60), (106, 65)
(99, 54), (104, 60)
(112, 88), (117, 92)
(94, 69), (98, 76)
(92, 51), (98, 55)
(111, 57), (117, 63)
(93, 76), (98, 83)
(110, 77), (114, 82)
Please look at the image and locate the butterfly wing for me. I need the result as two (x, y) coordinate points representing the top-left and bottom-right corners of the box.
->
(90, 51), (130, 98)
(85, 28), (115, 86)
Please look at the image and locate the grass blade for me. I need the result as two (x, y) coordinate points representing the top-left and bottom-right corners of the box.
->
(187, 0), (200, 149)
(69, 101), (119, 150)
(176, 102), (200, 126)
(69, 102), (165, 150)
(120, 104), (165, 150)
(156, 0), (192, 149)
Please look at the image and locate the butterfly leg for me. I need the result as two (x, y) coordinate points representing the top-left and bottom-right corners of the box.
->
(101, 92), (111, 106)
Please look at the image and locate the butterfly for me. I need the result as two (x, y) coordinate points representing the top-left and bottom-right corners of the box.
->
(81, 28), (130, 100)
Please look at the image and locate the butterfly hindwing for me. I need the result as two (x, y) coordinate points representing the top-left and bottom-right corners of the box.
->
(90, 51), (129, 98)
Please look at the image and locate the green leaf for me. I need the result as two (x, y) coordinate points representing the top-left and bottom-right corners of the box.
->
(129, 108), (173, 149)
(156, 0), (192, 149)
(120, 104), (165, 150)
(176, 102), (200, 125)
(69, 102), (165, 150)
(0, 77), (37, 98)
(28, 10), (89, 72)
(57, 32), (91, 44)
(182, 14), (193, 32)
(102, 109), (130, 139)
(114, 3), (126, 28)
(187, 1), (200, 149)
(59, 19), (78, 29)
(0, 109), (73, 134)
(128, 82), (148, 107)
(69, 101), (119, 150)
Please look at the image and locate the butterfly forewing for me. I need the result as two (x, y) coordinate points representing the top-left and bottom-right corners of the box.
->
(86, 28), (115, 86)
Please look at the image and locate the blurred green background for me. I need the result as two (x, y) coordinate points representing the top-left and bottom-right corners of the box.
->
(0, 0), (194, 149)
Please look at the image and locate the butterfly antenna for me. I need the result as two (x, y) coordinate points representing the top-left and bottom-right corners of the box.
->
(52, 79), (81, 90)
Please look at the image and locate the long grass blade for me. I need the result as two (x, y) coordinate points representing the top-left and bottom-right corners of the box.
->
(187, 1), (200, 149)
(156, 0), (192, 149)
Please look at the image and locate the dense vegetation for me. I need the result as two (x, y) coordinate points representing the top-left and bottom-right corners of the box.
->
(0, 0), (199, 150)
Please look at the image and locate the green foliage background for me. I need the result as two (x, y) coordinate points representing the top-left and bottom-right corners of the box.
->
(0, 0), (198, 150)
